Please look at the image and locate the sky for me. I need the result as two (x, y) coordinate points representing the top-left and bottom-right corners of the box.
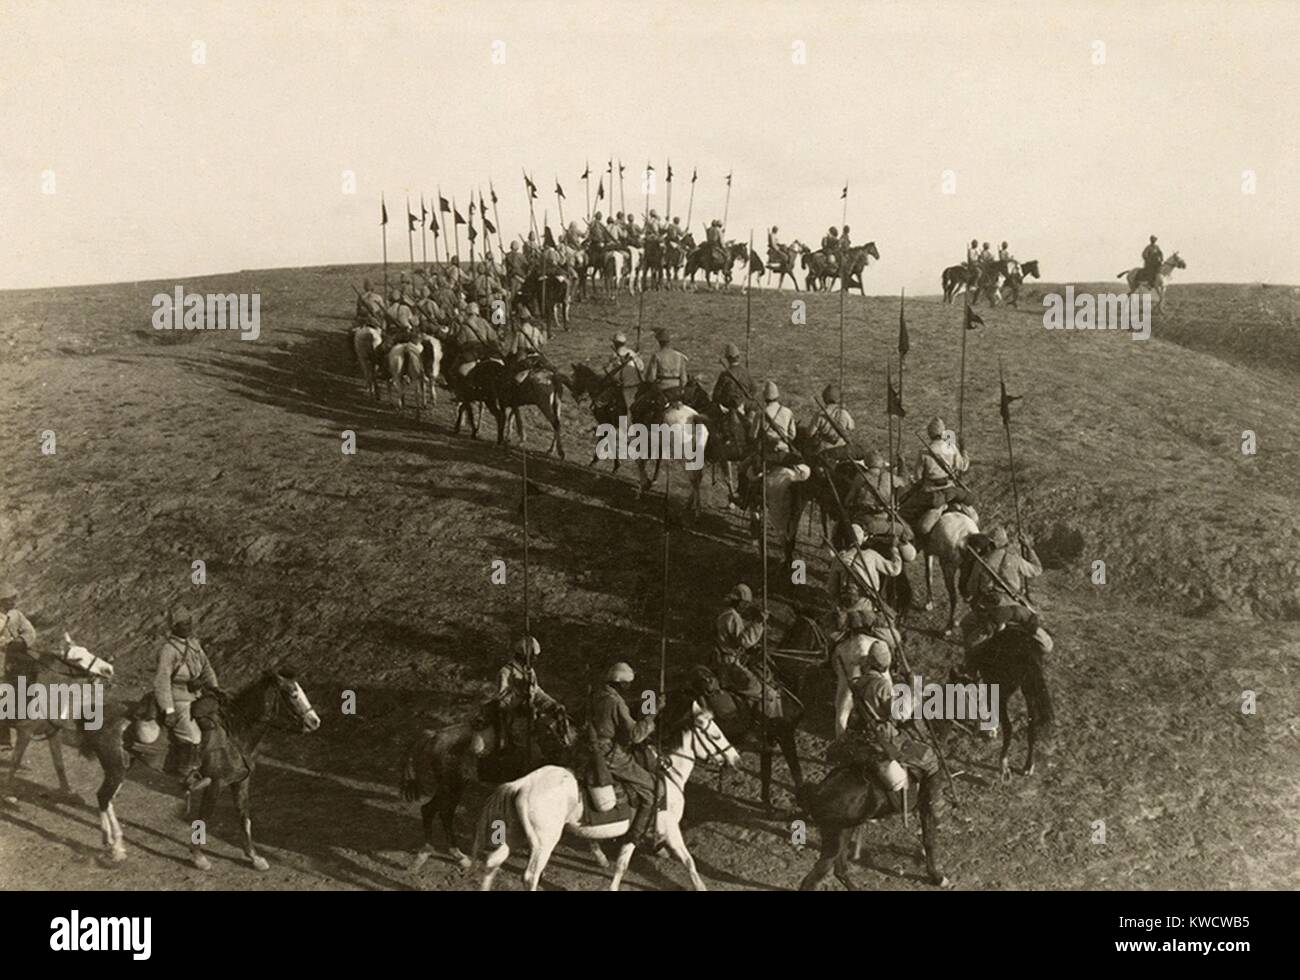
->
(2, 0), (1297, 292)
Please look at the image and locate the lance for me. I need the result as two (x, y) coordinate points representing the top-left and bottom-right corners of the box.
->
(541, 210), (549, 335)
(722, 171), (732, 234)
(999, 357), (1029, 598)
(555, 177), (566, 229)
(886, 362), (895, 509)
(380, 194), (389, 297)
(841, 179), (848, 228)
(642, 161), (653, 220)
(405, 195), (415, 271)
(490, 181), (506, 257)
(617, 158), (626, 215)
(958, 299), (975, 446)
(838, 261), (846, 397)
(430, 204), (441, 267)
(419, 195), (428, 268)
(582, 161), (592, 223)
(760, 390), (769, 755)
(520, 432), (534, 768)
(657, 462), (672, 764)
(479, 190), (492, 267)
(436, 185), (447, 268)
(467, 197), (476, 278)
(524, 171), (538, 237)
(451, 196), (462, 269)
(685, 166), (698, 232)
(665, 159), (672, 223)
(745, 229), (754, 368)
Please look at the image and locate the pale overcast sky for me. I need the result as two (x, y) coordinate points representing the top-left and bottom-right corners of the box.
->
(2, 0), (1296, 291)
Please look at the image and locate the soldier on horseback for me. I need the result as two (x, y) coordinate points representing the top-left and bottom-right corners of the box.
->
(0, 581), (37, 754)
(1140, 235), (1163, 286)
(154, 605), (218, 792)
(489, 634), (557, 752)
(761, 381), (796, 456)
(913, 416), (972, 509)
(712, 343), (753, 414)
(603, 331), (644, 414)
(821, 227), (841, 273)
(587, 662), (657, 844)
(448, 301), (499, 377)
(959, 526), (1052, 657)
(644, 327), (689, 404)
(810, 384), (855, 457)
(505, 308), (546, 374)
(712, 583), (772, 704)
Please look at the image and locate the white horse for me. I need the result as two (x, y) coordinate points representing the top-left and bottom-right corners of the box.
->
(385, 340), (427, 416)
(352, 324), (384, 400)
(635, 403), (710, 515)
(415, 330), (443, 405)
(753, 462), (813, 569)
(1118, 252), (1185, 312)
(473, 700), (739, 891)
(922, 506), (980, 634)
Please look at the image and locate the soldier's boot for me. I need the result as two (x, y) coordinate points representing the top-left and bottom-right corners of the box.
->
(176, 743), (211, 793)
(627, 796), (656, 846)
(1031, 626), (1054, 656)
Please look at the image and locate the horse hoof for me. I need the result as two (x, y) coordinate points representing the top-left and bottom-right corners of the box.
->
(2, 794), (18, 807)
(191, 853), (213, 872)
(408, 851), (431, 873)
(111, 846), (127, 864)
(452, 850), (472, 871)
(250, 855), (270, 872)
(929, 872), (951, 888)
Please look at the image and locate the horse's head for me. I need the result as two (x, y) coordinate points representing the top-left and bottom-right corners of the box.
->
(59, 632), (114, 679)
(682, 699), (740, 768)
(256, 667), (322, 734)
(536, 701), (577, 751)
(1022, 260), (1040, 279)
(865, 241), (880, 262)
(1169, 252), (1185, 270)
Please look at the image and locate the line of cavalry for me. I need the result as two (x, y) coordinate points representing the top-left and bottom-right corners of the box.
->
(0, 217), (1183, 891)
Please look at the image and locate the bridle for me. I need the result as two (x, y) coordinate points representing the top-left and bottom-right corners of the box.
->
(257, 677), (317, 734)
(662, 715), (732, 794)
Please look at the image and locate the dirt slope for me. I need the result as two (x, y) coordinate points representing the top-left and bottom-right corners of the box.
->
(1, 270), (1296, 891)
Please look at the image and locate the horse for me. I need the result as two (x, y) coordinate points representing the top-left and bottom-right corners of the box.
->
(352, 324), (385, 400)
(567, 362), (630, 472)
(641, 235), (665, 290)
(684, 241), (746, 289)
(941, 264), (975, 304)
(472, 697), (739, 891)
(515, 272), (570, 332)
(386, 340), (428, 417)
(437, 333), (508, 441)
(633, 400), (711, 515)
(2, 633), (115, 807)
(837, 243), (881, 295)
(959, 627), (1055, 781)
(497, 360), (569, 458)
(999, 259), (1040, 308)
(766, 241), (806, 291)
(797, 763), (948, 890)
(803, 243), (880, 292)
(912, 505), (980, 634)
(662, 238), (687, 290)
(1119, 252), (1184, 311)
(72, 667), (319, 867)
(399, 700), (576, 871)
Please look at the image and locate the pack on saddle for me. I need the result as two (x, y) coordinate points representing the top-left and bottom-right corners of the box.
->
(127, 686), (248, 791)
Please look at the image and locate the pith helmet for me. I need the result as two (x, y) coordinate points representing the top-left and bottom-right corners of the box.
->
(727, 583), (753, 603)
(606, 662), (635, 683)
(926, 417), (945, 439)
(763, 381), (779, 401)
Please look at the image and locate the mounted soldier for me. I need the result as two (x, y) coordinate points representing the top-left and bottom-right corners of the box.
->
(644, 327), (689, 406)
(821, 226), (841, 272)
(0, 581), (37, 754)
(1140, 235), (1163, 286)
(711, 343), (753, 415)
(505, 308), (546, 375)
(810, 384), (855, 458)
(154, 605), (219, 792)
(761, 381), (796, 456)
(712, 583), (772, 704)
(830, 608), (888, 737)
(959, 526), (1052, 656)
(913, 416), (972, 511)
(486, 634), (557, 753)
(587, 662), (657, 844)
(602, 331), (644, 414)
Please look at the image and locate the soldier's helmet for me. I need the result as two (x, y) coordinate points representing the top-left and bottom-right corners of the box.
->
(763, 380), (780, 401)
(989, 526), (1010, 548)
(828, 226), (838, 235)
(727, 583), (753, 603)
(926, 416), (945, 439)
(606, 662), (635, 684)
(1150, 235), (1157, 243)
(612, 331), (627, 346)
(362, 278), (373, 291)
(845, 607), (877, 632)
(866, 449), (886, 469)
(822, 383), (841, 404)
(672, 217), (681, 225)
(970, 239), (978, 247)
(722, 342), (741, 361)
(593, 211), (603, 221)
(518, 634), (541, 659)
(649, 209), (658, 218)
(653, 327), (671, 344)
(982, 242), (990, 249)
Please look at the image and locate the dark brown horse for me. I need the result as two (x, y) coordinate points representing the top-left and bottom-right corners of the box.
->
(957, 626), (1055, 781)
(684, 241), (747, 288)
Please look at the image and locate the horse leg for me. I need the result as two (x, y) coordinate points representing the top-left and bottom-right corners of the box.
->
(924, 551), (936, 611)
(3, 726), (34, 802)
(779, 727), (804, 797)
(999, 697), (1014, 783)
(588, 840), (610, 869)
(663, 820), (707, 890)
(443, 783), (471, 868)
(759, 747), (774, 809)
(1024, 693), (1038, 778)
(231, 779), (269, 871)
(521, 822), (562, 892)
(834, 828), (859, 891)
(799, 827), (842, 890)
(409, 795), (440, 872)
(189, 783), (219, 871)
(942, 562), (959, 634)
(47, 732), (80, 801)
(479, 838), (510, 891)
(609, 841), (637, 891)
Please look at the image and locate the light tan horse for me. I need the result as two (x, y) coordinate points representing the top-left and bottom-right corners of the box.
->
(352, 324), (384, 400)
(472, 700), (739, 891)
(1119, 252), (1185, 312)
(386, 340), (428, 416)
(922, 506), (980, 634)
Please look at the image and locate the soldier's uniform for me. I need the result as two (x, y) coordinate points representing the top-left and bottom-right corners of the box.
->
(645, 339), (689, 399)
(0, 591), (37, 748)
(960, 531), (1044, 647)
(914, 427), (971, 509)
(588, 672), (656, 841)
(604, 335), (644, 413)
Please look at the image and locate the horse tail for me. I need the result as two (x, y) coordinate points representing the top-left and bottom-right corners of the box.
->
(398, 735), (427, 802)
(1021, 642), (1055, 736)
(1116, 270), (1129, 279)
(471, 781), (520, 863)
